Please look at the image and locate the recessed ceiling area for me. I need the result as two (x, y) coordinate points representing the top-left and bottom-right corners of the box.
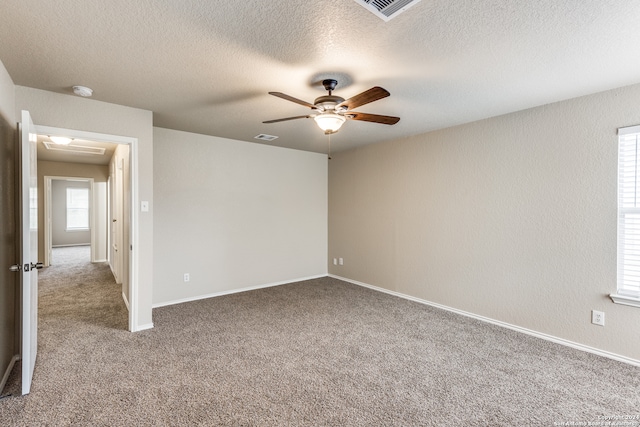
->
(2, 1), (640, 153)
(37, 134), (118, 166)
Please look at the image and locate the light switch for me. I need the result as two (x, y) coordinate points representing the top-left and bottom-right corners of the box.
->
(141, 201), (149, 212)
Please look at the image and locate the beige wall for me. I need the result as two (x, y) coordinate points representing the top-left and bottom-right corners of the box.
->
(153, 127), (327, 306)
(0, 59), (17, 385)
(0, 61), (14, 124)
(16, 87), (153, 330)
(329, 83), (640, 361)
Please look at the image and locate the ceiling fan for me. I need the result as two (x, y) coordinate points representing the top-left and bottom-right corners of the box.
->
(263, 79), (400, 134)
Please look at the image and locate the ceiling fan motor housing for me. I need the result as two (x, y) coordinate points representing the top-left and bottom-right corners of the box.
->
(314, 95), (345, 112)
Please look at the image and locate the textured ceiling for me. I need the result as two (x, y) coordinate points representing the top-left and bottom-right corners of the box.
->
(1, 0), (640, 154)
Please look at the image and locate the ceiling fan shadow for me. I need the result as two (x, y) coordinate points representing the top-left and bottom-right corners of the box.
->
(308, 72), (354, 92)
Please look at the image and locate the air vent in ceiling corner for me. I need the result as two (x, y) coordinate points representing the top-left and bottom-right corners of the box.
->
(254, 134), (279, 142)
(353, 0), (421, 22)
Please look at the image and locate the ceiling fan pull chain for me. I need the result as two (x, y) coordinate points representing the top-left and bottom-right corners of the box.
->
(328, 133), (332, 160)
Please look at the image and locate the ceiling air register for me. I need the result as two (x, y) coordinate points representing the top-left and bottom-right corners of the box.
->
(353, 0), (422, 21)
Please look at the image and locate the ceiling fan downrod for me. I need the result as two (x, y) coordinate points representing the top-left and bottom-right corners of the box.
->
(322, 79), (338, 96)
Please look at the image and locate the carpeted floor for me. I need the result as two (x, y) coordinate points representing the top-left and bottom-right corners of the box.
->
(1, 247), (639, 426)
(50, 245), (92, 266)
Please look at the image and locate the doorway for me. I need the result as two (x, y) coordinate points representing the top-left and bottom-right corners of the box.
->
(35, 124), (139, 332)
(43, 177), (103, 267)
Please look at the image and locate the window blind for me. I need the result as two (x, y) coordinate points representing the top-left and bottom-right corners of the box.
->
(617, 128), (640, 298)
(66, 187), (89, 230)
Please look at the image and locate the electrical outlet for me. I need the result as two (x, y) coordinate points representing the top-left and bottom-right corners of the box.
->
(184, 273), (190, 283)
(591, 310), (605, 326)
(339, 258), (344, 266)
(333, 258), (337, 265)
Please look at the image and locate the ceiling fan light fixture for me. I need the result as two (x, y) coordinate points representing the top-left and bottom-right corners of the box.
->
(49, 136), (73, 145)
(314, 113), (346, 133)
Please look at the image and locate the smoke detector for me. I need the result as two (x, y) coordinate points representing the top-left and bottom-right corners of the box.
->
(72, 85), (93, 97)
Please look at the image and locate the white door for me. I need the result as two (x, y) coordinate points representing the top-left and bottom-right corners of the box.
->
(109, 162), (121, 283)
(20, 110), (39, 395)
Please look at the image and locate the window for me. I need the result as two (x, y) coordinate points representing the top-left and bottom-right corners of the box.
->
(613, 125), (640, 307)
(66, 187), (90, 231)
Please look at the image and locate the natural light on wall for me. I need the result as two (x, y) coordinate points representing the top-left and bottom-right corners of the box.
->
(613, 125), (640, 308)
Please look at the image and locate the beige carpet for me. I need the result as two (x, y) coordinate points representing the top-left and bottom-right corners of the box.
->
(50, 245), (92, 266)
(1, 247), (639, 426)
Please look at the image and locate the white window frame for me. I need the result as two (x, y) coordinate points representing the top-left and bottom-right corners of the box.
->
(66, 187), (90, 231)
(612, 125), (640, 308)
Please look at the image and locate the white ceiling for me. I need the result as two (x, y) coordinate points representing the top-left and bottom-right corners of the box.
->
(2, 0), (640, 154)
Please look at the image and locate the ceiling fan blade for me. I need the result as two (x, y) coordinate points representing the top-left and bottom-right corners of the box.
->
(337, 87), (390, 111)
(263, 115), (311, 124)
(268, 92), (317, 109)
(345, 112), (400, 125)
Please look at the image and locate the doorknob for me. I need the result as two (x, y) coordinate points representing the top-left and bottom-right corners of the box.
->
(9, 264), (21, 272)
(23, 262), (43, 272)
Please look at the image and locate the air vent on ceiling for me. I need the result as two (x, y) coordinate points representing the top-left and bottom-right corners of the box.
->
(43, 142), (106, 156)
(353, 0), (421, 21)
(254, 134), (279, 142)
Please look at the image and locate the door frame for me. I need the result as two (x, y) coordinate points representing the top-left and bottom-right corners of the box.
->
(43, 176), (96, 266)
(35, 124), (140, 332)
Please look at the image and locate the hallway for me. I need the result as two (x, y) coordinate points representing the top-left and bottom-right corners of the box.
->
(49, 245), (91, 266)
(39, 246), (127, 328)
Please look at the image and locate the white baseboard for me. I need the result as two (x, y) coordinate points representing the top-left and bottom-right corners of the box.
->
(92, 258), (107, 263)
(122, 292), (130, 311)
(152, 274), (327, 309)
(329, 274), (640, 368)
(0, 355), (19, 394)
(134, 323), (154, 332)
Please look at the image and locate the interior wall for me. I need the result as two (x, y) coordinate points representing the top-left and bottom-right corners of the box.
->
(0, 59), (17, 388)
(329, 82), (640, 362)
(93, 181), (107, 262)
(51, 179), (91, 247)
(153, 127), (327, 306)
(16, 87), (154, 330)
